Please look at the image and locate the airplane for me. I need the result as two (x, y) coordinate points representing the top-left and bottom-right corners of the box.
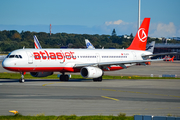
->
(2, 18), (164, 83)
(146, 41), (155, 53)
(144, 41), (155, 65)
(34, 36), (94, 49)
(85, 39), (95, 49)
(163, 56), (175, 62)
(34, 35), (42, 49)
(86, 37), (155, 51)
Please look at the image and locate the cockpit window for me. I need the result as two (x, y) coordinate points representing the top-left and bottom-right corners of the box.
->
(15, 55), (19, 58)
(8, 54), (22, 59)
(19, 55), (22, 58)
(9, 55), (15, 58)
(6, 53), (11, 58)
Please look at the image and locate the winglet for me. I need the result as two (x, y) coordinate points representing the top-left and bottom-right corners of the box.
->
(127, 18), (150, 51)
(85, 39), (95, 49)
(34, 35), (42, 49)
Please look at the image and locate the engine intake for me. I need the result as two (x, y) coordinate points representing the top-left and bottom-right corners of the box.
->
(30, 72), (53, 77)
(80, 67), (103, 78)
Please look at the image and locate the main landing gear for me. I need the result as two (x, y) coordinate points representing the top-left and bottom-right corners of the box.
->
(19, 72), (25, 83)
(59, 72), (69, 81)
(93, 76), (102, 82)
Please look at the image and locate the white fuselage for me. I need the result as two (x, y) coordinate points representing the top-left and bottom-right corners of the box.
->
(2, 48), (152, 72)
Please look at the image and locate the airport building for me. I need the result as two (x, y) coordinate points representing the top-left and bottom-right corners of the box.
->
(153, 43), (180, 60)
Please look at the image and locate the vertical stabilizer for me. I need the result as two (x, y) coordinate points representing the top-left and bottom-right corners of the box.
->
(85, 39), (95, 49)
(171, 56), (175, 62)
(127, 18), (150, 51)
(146, 41), (155, 53)
(34, 35), (42, 49)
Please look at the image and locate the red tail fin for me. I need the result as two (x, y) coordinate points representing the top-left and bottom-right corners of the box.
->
(171, 56), (175, 62)
(127, 18), (150, 51)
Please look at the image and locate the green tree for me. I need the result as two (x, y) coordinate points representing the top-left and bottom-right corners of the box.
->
(130, 33), (133, 38)
(112, 29), (117, 36)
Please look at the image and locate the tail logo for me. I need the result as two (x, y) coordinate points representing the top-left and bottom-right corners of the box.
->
(86, 43), (91, 47)
(138, 28), (147, 42)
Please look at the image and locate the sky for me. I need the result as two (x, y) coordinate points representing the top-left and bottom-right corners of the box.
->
(0, 0), (180, 38)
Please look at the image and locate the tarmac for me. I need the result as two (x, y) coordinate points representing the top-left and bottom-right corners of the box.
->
(0, 61), (179, 77)
(0, 61), (180, 116)
(0, 79), (180, 116)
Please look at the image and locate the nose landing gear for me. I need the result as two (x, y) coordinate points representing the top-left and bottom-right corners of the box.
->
(19, 72), (26, 83)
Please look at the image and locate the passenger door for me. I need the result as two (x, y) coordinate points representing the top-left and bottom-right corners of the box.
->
(26, 52), (33, 64)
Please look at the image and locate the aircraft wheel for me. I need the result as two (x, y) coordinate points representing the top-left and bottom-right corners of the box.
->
(93, 76), (102, 82)
(98, 77), (102, 82)
(60, 75), (69, 81)
(60, 75), (64, 81)
(65, 75), (69, 81)
(19, 78), (25, 83)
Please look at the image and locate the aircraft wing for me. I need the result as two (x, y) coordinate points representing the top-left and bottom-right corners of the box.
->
(74, 59), (163, 68)
(142, 52), (179, 57)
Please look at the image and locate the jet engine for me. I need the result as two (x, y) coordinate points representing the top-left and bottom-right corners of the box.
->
(30, 72), (53, 77)
(80, 67), (103, 78)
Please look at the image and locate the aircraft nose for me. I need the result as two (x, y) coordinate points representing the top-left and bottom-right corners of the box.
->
(2, 59), (9, 68)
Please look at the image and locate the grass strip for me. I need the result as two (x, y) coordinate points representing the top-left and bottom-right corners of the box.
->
(0, 72), (179, 80)
(0, 114), (134, 120)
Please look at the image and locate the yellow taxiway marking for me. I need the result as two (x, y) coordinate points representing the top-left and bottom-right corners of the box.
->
(101, 96), (119, 101)
(100, 89), (180, 98)
(42, 82), (62, 86)
(9, 110), (18, 114)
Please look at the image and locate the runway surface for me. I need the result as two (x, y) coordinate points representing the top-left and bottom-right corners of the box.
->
(0, 79), (180, 116)
(0, 61), (180, 77)
(0, 61), (180, 116)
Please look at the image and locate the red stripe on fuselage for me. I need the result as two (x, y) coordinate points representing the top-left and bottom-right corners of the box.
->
(3, 67), (80, 72)
(3, 66), (126, 72)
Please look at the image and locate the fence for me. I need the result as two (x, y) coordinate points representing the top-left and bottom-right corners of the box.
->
(134, 115), (180, 120)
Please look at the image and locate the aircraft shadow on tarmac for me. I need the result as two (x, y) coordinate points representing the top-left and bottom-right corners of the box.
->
(0, 78), (98, 83)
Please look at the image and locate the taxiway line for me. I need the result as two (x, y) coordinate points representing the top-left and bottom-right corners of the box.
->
(100, 89), (180, 98)
(101, 96), (119, 101)
(42, 82), (62, 86)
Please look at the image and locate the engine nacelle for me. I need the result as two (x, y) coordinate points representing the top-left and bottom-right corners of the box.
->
(30, 72), (53, 77)
(80, 67), (103, 78)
